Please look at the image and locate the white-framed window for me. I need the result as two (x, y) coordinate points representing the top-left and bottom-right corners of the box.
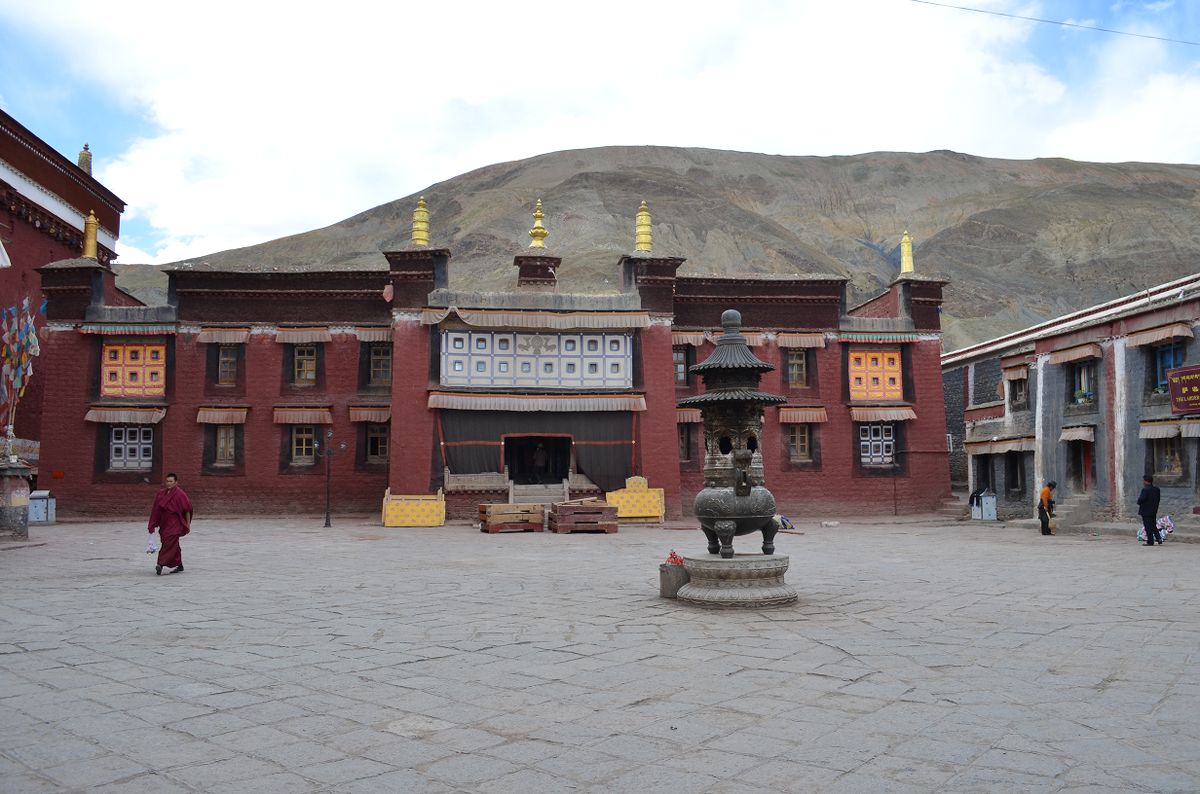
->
(859, 423), (895, 465)
(673, 347), (689, 384)
(110, 426), (153, 470)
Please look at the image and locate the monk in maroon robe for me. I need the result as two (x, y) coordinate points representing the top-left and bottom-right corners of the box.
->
(148, 473), (192, 575)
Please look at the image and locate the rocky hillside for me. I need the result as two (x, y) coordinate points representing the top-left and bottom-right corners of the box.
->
(136, 146), (1200, 350)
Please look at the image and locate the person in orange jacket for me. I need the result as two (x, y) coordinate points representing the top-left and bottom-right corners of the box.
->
(1037, 481), (1056, 535)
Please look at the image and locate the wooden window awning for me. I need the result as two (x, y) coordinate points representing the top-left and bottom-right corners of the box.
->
(196, 407), (248, 424)
(676, 408), (702, 423)
(671, 332), (707, 346)
(1125, 322), (1194, 348)
(1049, 343), (1102, 365)
(1182, 420), (1200, 438)
(84, 407), (166, 424)
(849, 406), (917, 422)
(197, 328), (250, 344)
(272, 407), (333, 424)
(422, 307), (650, 330)
(349, 406), (391, 423)
(779, 407), (829, 423)
(839, 332), (921, 343)
(1139, 421), (1181, 439)
(777, 333), (826, 349)
(428, 392), (646, 412)
(79, 324), (175, 335)
(275, 327), (332, 344)
(1001, 366), (1029, 381)
(1059, 425), (1095, 442)
(670, 330), (765, 346)
(964, 436), (1036, 454)
(354, 327), (391, 342)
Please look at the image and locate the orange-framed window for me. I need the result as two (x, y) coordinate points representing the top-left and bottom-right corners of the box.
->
(100, 344), (167, 397)
(848, 348), (902, 401)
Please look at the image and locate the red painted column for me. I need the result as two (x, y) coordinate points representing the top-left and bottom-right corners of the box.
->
(639, 321), (683, 519)
(390, 315), (434, 494)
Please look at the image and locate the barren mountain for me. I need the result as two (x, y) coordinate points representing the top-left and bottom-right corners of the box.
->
(125, 146), (1200, 350)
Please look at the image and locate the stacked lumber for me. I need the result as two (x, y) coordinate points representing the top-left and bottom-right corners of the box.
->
(479, 503), (544, 533)
(548, 498), (618, 534)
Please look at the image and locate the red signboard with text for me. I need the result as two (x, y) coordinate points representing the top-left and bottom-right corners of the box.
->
(1167, 364), (1200, 414)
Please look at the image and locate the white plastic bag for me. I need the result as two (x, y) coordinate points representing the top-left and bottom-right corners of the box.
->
(145, 535), (159, 554)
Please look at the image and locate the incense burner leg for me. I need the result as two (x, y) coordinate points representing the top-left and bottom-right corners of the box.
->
(701, 526), (720, 556)
(715, 519), (736, 559)
(761, 516), (779, 556)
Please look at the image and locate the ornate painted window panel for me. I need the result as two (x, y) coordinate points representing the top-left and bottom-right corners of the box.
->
(440, 330), (632, 389)
(101, 343), (167, 397)
(848, 348), (902, 401)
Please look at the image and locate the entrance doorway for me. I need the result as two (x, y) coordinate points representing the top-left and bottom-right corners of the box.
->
(1066, 440), (1093, 493)
(504, 436), (571, 484)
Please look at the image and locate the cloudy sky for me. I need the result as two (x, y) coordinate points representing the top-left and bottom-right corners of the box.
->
(1, 0), (1197, 264)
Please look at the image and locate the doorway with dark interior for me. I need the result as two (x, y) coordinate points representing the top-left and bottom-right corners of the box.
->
(505, 435), (571, 484)
(1065, 439), (1093, 493)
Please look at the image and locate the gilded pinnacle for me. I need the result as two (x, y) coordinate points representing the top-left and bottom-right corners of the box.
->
(82, 210), (98, 260)
(412, 196), (430, 246)
(900, 229), (914, 274)
(634, 200), (652, 252)
(528, 199), (549, 248)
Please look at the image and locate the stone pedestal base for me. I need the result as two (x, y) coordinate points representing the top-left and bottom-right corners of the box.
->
(676, 554), (797, 608)
(1, 462), (32, 541)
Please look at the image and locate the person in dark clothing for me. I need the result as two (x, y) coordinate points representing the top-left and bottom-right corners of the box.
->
(1037, 481), (1056, 535)
(1137, 475), (1162, 546)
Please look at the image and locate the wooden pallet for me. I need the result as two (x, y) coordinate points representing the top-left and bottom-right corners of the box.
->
(548, 498), (618, 534)
(479, 503), (544, 533)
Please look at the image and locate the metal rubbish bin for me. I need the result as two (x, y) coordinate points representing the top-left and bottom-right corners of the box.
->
(28, 490), (56, 524)
(980, 493), (997, 521)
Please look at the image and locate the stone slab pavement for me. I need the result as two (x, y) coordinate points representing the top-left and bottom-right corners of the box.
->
(2, 515), (1198, 793)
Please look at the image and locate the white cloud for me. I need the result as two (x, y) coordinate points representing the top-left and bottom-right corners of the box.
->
(1, 0), (1196, 263)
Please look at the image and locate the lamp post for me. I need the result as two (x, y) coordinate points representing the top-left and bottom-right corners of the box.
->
(318, 429), (347, 528)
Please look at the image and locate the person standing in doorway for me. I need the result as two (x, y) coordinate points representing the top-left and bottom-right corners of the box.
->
(533, 443), (549, 484)
(1137, 475), (1162, 546)
(148, 473), (192, 575)
(1037, 481), (1056, 535)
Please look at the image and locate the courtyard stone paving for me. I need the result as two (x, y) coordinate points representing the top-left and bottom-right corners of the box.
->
(1, 515), (1198, 793)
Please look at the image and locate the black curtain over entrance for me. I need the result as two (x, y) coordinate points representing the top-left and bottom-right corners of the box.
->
(439, 410), (634, 492)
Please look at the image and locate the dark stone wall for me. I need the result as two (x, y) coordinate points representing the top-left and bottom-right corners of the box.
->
(943, 366), (967, 484)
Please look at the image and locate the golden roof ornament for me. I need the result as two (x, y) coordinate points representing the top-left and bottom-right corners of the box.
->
(634, 200), (652, 252)
(82, 210), (98, 259)
(528, 199), (549, 248)
(411, 196), (430, 246)
(900, 229), (914, 274)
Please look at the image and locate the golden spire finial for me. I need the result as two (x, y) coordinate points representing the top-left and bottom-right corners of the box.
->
(528, 199), (549, 248)
(82, 210), (98, 259)
(900, 229), (914, 274)
(634, 200), (652, 252)
(411, 196), (429, 246)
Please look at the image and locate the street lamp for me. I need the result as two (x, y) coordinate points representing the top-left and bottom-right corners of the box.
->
(317, 429), (347, 528)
